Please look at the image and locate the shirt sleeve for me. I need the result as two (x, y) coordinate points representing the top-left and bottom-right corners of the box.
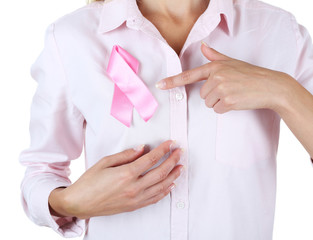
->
(289, 15), (313, 164)
(291, 15), (313, 96)
(19, 23), (86, 237)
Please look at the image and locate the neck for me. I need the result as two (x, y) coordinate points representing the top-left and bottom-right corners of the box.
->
(136, 0), (210, 20)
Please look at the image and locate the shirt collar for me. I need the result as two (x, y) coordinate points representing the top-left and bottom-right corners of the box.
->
(97, 0), (234, 37)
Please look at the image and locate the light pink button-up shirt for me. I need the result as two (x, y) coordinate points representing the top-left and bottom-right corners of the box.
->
(19, 0), (313, 239)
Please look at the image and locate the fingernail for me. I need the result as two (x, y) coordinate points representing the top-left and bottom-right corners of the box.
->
(155, 80), (166, 89)
(201, 40), (209, 48)
(169, 183), (176, 190)
(179, 148), (185, 156)
(180, 165), (185, 173)
(170, 140), (177, 150)
(133, 144), (145, 151)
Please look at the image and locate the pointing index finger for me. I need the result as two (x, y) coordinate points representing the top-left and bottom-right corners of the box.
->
(155, 63), (211, 90)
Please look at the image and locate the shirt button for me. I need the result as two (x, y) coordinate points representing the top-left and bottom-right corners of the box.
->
(175, 92), (184, 101)
(176, 200), (185, 209)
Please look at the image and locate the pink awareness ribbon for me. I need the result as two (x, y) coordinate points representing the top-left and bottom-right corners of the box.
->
(106, 45), (158, 127)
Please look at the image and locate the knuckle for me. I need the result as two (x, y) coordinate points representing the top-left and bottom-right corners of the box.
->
(157, 183), (166, 194)
(124, 186), (138, 199)
(213, 73), (225, 82)
(181, 70), (191, 83)
(223, 96), (234, 106)
(158, 169), (168, 181)
(149, 154), (159, 165)
(166, 77), (174, 87)
(216, 83), (226, 94)
(120, 167), (134, 181)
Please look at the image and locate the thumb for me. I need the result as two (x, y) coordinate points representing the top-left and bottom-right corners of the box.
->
(103, 144), (146, 168)
(201, 41), (231, 61)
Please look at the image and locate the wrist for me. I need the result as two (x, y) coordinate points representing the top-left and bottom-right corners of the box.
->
(48, 187), (74, 218)
(268, 72), (296, 116)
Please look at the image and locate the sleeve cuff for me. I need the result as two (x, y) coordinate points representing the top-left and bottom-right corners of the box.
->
(21, 178), (85, 237)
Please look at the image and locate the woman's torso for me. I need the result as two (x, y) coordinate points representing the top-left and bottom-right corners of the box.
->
(52, 0), (300, 239)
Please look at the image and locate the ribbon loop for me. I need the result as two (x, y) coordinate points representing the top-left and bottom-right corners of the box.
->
(106, 45), (158, 127)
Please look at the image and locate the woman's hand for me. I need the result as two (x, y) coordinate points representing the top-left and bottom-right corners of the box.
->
(48, 140), (184, 219)
(155, 41), (294, 114)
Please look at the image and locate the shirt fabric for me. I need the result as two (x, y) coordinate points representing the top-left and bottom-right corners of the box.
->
(19, 0), (313, 239)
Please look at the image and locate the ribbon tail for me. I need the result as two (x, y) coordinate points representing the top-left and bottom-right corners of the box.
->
(107, 44), (158, 126)
(130, 74), (159, 122)
(110, 84), (133, 127)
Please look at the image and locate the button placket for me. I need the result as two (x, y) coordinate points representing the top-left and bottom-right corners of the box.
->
(176, 200), (186, 209)
(167, 53), (189, 240)
(175, 91), (184, 101)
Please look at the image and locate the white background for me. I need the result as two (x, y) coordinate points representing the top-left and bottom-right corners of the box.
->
(1, 0), (312, 239)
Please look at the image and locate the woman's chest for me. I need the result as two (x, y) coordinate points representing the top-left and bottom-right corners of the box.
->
(60, 25), (292, 167)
